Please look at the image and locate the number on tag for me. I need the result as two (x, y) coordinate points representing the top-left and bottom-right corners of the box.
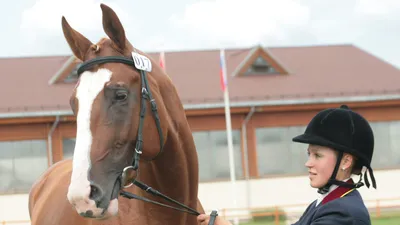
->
(132, 52), (152, 72)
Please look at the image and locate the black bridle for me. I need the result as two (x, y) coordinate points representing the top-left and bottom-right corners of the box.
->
(76, 54), (218, 224)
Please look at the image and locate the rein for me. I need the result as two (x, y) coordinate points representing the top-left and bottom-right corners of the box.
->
(77, 54), (218, 224)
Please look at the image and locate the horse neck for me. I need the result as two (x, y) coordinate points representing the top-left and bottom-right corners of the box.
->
(139, 123), (198, 203)
(132, 80), (199, 222)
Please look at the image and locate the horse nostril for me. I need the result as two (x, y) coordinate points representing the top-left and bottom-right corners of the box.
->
(89, 184), (103, 201)
(80, 210), (94, 218)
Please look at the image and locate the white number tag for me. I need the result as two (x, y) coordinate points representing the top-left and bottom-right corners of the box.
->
(132, 52), (152, 72)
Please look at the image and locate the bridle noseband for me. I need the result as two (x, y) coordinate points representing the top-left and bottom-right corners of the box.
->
(76, 54), (218, 223)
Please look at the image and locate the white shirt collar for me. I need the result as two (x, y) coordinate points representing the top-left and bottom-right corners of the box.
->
(315, 178), (350, 207)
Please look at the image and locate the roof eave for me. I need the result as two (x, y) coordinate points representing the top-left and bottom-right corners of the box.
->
(1, 94), (400, 119)
(184, 94), (400, 110)
(0, 110), (74, 119)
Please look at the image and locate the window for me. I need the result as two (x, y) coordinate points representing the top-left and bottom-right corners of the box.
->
(0, 140), (48, 193)
(256, 126), (308, 176)
(370, 121), (400, 169)
(255, 121), (400, 177)
(193, 130), (243, 181)
(61, 131), (243, 182)
(245, 56), (277, 75)
(63, 138), (76, 159)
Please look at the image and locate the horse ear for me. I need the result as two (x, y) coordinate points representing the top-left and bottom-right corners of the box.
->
(100, 3), (126, 50)
(61, 16), (93, 61)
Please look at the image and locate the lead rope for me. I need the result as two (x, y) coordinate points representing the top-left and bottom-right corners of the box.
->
(120, 181), (219, 225)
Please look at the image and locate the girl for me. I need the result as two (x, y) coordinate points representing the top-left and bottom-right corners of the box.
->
(197, 105), (376, 225)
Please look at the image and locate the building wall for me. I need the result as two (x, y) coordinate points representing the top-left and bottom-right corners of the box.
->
(1, 101), (400, 223)
(1, 169), (400, 224)
(197, 169), (400, 217)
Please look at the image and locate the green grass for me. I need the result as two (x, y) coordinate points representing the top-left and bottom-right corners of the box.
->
(370, 216), (400, 225)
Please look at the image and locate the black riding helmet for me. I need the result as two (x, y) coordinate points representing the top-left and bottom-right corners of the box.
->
(292, 105), (376, 194)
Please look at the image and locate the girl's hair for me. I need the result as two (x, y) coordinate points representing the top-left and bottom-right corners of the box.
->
(351, 157), (363, 175)
(334, 150), (362, 175)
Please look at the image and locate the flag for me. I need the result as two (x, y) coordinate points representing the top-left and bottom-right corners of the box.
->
(159, 51), (166, 71)
(219, 49), (227, 91)
(220, 48), (239, 225)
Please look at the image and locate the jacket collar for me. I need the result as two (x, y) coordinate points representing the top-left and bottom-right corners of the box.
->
(316, 178), (354, 206)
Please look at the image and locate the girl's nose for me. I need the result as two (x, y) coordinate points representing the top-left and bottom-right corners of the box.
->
(305, 157), (313, 168)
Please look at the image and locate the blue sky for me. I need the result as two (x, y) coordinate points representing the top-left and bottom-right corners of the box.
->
(1, 0), (399, 68)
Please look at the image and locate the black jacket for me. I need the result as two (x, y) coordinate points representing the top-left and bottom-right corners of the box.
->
(292, 181), (370, 225)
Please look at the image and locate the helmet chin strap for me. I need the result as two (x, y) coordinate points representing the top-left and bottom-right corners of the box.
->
(317, 151), (364, 194)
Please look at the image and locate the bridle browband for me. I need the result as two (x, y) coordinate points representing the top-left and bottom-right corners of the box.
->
(76, 54), (218, 223)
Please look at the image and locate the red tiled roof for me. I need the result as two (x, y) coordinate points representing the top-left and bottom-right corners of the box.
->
(0, 56), (74, 114)
(1, 44), (400, 117)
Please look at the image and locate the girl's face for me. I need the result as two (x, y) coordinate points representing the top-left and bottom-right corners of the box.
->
(305, 144), (338, 188)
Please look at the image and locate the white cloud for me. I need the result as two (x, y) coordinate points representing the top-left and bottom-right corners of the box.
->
(169, 0), (310, 46)
(144, 35), (167, 50)
(164, 0), (400, 68)
(355, 0), (400, 16)
(17, 0), (138, 56)
(8, 0), (400, 69)
(20, 0), (131, 32)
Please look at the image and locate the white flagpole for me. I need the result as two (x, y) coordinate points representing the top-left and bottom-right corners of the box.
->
(220, 49), (239, 225)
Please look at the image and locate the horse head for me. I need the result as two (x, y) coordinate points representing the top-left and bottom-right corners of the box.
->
(62, 4), (170, 219)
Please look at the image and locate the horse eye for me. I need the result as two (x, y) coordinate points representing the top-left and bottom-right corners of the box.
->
(115, 90), (128, 101)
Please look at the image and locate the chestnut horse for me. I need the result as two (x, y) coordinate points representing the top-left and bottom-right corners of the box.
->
(28, 3), (207, 225)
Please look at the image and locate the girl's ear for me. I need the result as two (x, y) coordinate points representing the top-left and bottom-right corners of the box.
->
(341, 153), (354, 170)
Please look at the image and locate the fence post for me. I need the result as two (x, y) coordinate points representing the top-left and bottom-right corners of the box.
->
(274, 206), (279, 225)
(376, 200), (381, 218)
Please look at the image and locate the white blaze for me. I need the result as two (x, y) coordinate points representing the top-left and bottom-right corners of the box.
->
(67, 68), (112, 211)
